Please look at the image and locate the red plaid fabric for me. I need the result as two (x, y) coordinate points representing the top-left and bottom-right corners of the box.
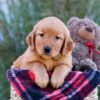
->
(6, 67), (100, 100)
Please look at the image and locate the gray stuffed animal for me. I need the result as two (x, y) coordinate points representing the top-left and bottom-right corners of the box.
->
(67, 17), (100, 71)
(67, 17), (100, 100)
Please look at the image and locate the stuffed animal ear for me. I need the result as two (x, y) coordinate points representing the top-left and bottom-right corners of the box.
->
(26, 27), (35, 50)
(67, 17), (80, 29)
(62, 37), (75, 56)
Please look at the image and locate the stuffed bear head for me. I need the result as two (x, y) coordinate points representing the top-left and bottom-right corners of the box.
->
(67, 17), (100, 50)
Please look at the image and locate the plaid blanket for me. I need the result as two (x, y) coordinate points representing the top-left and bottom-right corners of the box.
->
(6, 67), (100, 100)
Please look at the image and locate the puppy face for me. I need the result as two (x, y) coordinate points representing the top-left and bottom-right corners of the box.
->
(35, 29), (64, 58)
(26, 17), (74, 59)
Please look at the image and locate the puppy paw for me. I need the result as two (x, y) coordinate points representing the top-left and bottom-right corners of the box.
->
(31, 62), (49, 88)
(35, 73), (49, 88)
(50, 65), (70, 88)
(50, 75), (64, 88)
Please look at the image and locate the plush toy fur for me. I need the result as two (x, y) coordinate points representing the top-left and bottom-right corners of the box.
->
(67, 17), (100, 71)
(67, 17), (100, 100)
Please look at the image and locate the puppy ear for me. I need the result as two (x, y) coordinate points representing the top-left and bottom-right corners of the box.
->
(26, 27), (35, 50)
(62, 37), (75, 56)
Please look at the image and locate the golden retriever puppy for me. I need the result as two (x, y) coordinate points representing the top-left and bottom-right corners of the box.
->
(13, 16), (75, 88)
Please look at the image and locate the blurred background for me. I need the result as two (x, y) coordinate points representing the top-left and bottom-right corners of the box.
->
(0, 0), (100, 99)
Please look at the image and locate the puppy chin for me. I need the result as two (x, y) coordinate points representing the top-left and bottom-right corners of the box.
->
(44, 54), (60, 59)
(37, 51), (51, 59)
(39, 53), (58, 59)
(37, 49), (59, 59)
(42, 55), (52, 59)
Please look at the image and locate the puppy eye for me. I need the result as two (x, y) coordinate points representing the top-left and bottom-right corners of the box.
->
(39, 33), (44, 37)
(55, 36), (61, 40)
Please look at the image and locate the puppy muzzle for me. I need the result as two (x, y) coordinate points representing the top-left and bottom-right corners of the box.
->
(43, 45), (52, 54)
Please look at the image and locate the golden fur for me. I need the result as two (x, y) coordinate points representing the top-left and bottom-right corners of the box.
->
(13, 16), (75, 88)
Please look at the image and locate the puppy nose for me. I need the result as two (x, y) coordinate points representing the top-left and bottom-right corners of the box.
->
(85, 27), (93, 32)
(44, 46), (52, 54)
